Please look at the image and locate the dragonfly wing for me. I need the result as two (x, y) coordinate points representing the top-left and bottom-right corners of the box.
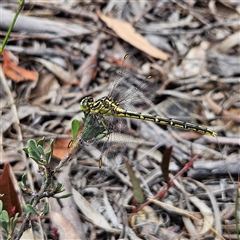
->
(108, 54), (138, 102)
(97, 116), (129, 176)
(108, 55), (156, 112)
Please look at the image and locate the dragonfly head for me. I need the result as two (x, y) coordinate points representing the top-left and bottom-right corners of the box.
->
(80, 96), (94, 113)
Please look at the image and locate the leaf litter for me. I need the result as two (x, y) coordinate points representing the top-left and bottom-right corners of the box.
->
(1, 1), (239, 239)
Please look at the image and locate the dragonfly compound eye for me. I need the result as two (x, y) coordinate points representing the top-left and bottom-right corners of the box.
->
(80, 97), (93, 113)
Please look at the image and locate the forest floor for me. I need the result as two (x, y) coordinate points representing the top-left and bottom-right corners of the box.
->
(1, 1), (240, 239)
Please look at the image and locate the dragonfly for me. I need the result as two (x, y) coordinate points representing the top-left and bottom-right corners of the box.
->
(79, 54), (217, 172)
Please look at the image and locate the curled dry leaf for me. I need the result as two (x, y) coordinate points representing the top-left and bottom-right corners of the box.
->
(97, 10), (168, 61)
(2, 50), (38, 82)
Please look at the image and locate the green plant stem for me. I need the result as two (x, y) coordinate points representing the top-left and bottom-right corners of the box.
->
(0, 0), (25, 54)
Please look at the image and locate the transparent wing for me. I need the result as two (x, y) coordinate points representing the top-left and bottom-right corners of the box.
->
(79, 112), (128, 176)
(108, 54), (138, 102)
(96, 116), (128, 176)
(108, 54), (156, 111)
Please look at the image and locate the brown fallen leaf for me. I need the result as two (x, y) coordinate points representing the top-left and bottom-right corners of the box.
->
(0, 163), (22, 217)
(2, 50), (38, 82)
(97, 10), (168, 61)
(53, 133), (72, 160)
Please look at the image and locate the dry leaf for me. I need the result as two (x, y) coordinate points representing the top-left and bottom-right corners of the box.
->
(217, 31), (240, 53)
(0, 163), (22, 217)
(2, 50), (38, 82)
(50, 211), (81, 239)
(205, 92), (240, 123)
(97, 10), (168, 61)
(72, 188), (121, 233)
(76, 55), (98, 91)
(170, 41), (209, 79)
(53, 135), (72, 160)
(76, 35), (100, 91)
(34, 57), (78, 85)
(161, 146), (173, 184)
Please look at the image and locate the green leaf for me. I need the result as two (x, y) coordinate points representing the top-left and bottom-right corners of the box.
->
(0, 221), (8, 234)
(22, 147), (29, 155)
(21, 173), (27, 186)
(11, 213), (19, 231)
(43, 202), (49, 215)
(0, 210), (10, 235)
(27, 140), (41, 161)
(9, 213), (18, 234)
(71, 119), (81, 140)
(124, 159), (144, 204)
(45, 139), (54, 165)
(28, 139), (38, 150)
(18, 182), (25, 191)
(0, 209), (9, 223)
(37, 137), (45, 147)
(23, 204), (38, 215)
(55, 182), (65, 193)
(28, 149), (41, 162)
(54, 193), (72, 199)
(0, 200), (3, 212)
(37, 145), (45, 158)
(29, 197), (34, 205)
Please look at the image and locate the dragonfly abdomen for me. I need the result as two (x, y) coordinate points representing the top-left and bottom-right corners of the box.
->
(116, 108), (216, 137)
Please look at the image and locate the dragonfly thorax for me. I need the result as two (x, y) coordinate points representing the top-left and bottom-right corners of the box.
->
(80, 96), (94, 114)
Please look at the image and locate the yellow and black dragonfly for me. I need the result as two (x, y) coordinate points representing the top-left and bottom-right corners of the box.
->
(77, 54), (216, 172)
